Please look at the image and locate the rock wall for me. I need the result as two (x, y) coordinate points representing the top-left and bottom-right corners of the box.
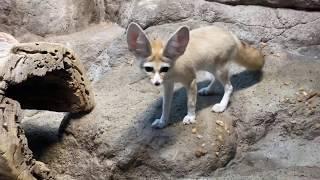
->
(0, 0), (105, 36)
(117, 0), (320, 52)
(2, 0), (319, 54)
(207, 0), (320, 10)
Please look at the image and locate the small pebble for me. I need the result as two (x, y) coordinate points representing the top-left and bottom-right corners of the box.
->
(192, 128), (197, 134)
(195, 148), (207, 158)
(2, 122), (8, 130)
(307, 110), (315, 116)
(197, 135), (203, 139)
(216, 120), (224, 127)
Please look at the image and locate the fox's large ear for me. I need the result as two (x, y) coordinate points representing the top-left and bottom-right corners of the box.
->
(163, 26), (189, 60)
(126, 22), (151, 57)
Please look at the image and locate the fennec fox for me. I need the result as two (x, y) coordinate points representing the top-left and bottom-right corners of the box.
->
(126, 22), (264, 128)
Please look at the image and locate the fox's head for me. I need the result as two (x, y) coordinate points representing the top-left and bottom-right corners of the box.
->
(126, 22), (189, 86)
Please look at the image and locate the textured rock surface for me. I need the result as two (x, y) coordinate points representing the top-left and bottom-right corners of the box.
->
(2, 42), (95, 112)
(207, 0), (320, 10)
(36, 65), (239, 179)
(0, 95), (55, 180)
(0, 33), (94, 179)
(118, 0), (320, 52)
(0, 0), (106, 36)
(1, 0), (320, 179)
(214, 56), (320, 179)
(45, 23), (124, 82)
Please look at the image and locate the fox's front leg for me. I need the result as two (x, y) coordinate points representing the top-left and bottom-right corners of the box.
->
(183, 79), (197, 125)
(151, 81), (174, 129)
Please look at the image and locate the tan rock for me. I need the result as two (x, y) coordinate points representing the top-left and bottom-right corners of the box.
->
(2, 42), (94, 113)
(0, 95), (55, 180)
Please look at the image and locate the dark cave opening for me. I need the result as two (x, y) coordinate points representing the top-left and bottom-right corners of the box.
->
(5, 70), (78, 112)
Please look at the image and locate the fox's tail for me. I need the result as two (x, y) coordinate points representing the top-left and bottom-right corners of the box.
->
(235, 41), (265, 70)
(231, 33), (265, 71)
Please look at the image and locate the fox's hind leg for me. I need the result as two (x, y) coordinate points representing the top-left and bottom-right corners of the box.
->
(211, 68), (233, 113)
(198, 73), (216, 96)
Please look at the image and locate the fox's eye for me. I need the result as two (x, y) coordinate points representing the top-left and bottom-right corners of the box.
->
(160, 67), (169, 73)
(144, 66), (154, 72)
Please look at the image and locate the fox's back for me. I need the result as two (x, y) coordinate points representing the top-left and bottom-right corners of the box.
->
(181, 26), (237, 69)
(146, 26), (240, 84)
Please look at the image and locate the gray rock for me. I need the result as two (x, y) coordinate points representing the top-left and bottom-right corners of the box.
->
(119, 0), (320, 51)
(0, 0), (104, 36)
(44, 23), (124, 82)
(207, 0), (320, 11)
(119, 0), (194, 28)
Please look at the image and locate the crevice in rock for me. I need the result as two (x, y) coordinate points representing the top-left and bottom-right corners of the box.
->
(5, 70), (75, 112)
(205, 0), (320, 11)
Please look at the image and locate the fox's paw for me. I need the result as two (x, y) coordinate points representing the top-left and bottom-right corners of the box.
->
(198, 87), (213, 96)
(183, 114), (196, 125)
(151, 119), (167, 129)
(211, 103), (226, 113)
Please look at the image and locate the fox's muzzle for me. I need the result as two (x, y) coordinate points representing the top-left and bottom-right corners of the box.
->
(151, 72), (163, 86)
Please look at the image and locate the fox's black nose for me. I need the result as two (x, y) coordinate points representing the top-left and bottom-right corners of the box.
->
(154, 82), (160, 86)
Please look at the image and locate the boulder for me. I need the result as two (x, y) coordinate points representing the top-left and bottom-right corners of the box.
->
(2, 42), (95, 112)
